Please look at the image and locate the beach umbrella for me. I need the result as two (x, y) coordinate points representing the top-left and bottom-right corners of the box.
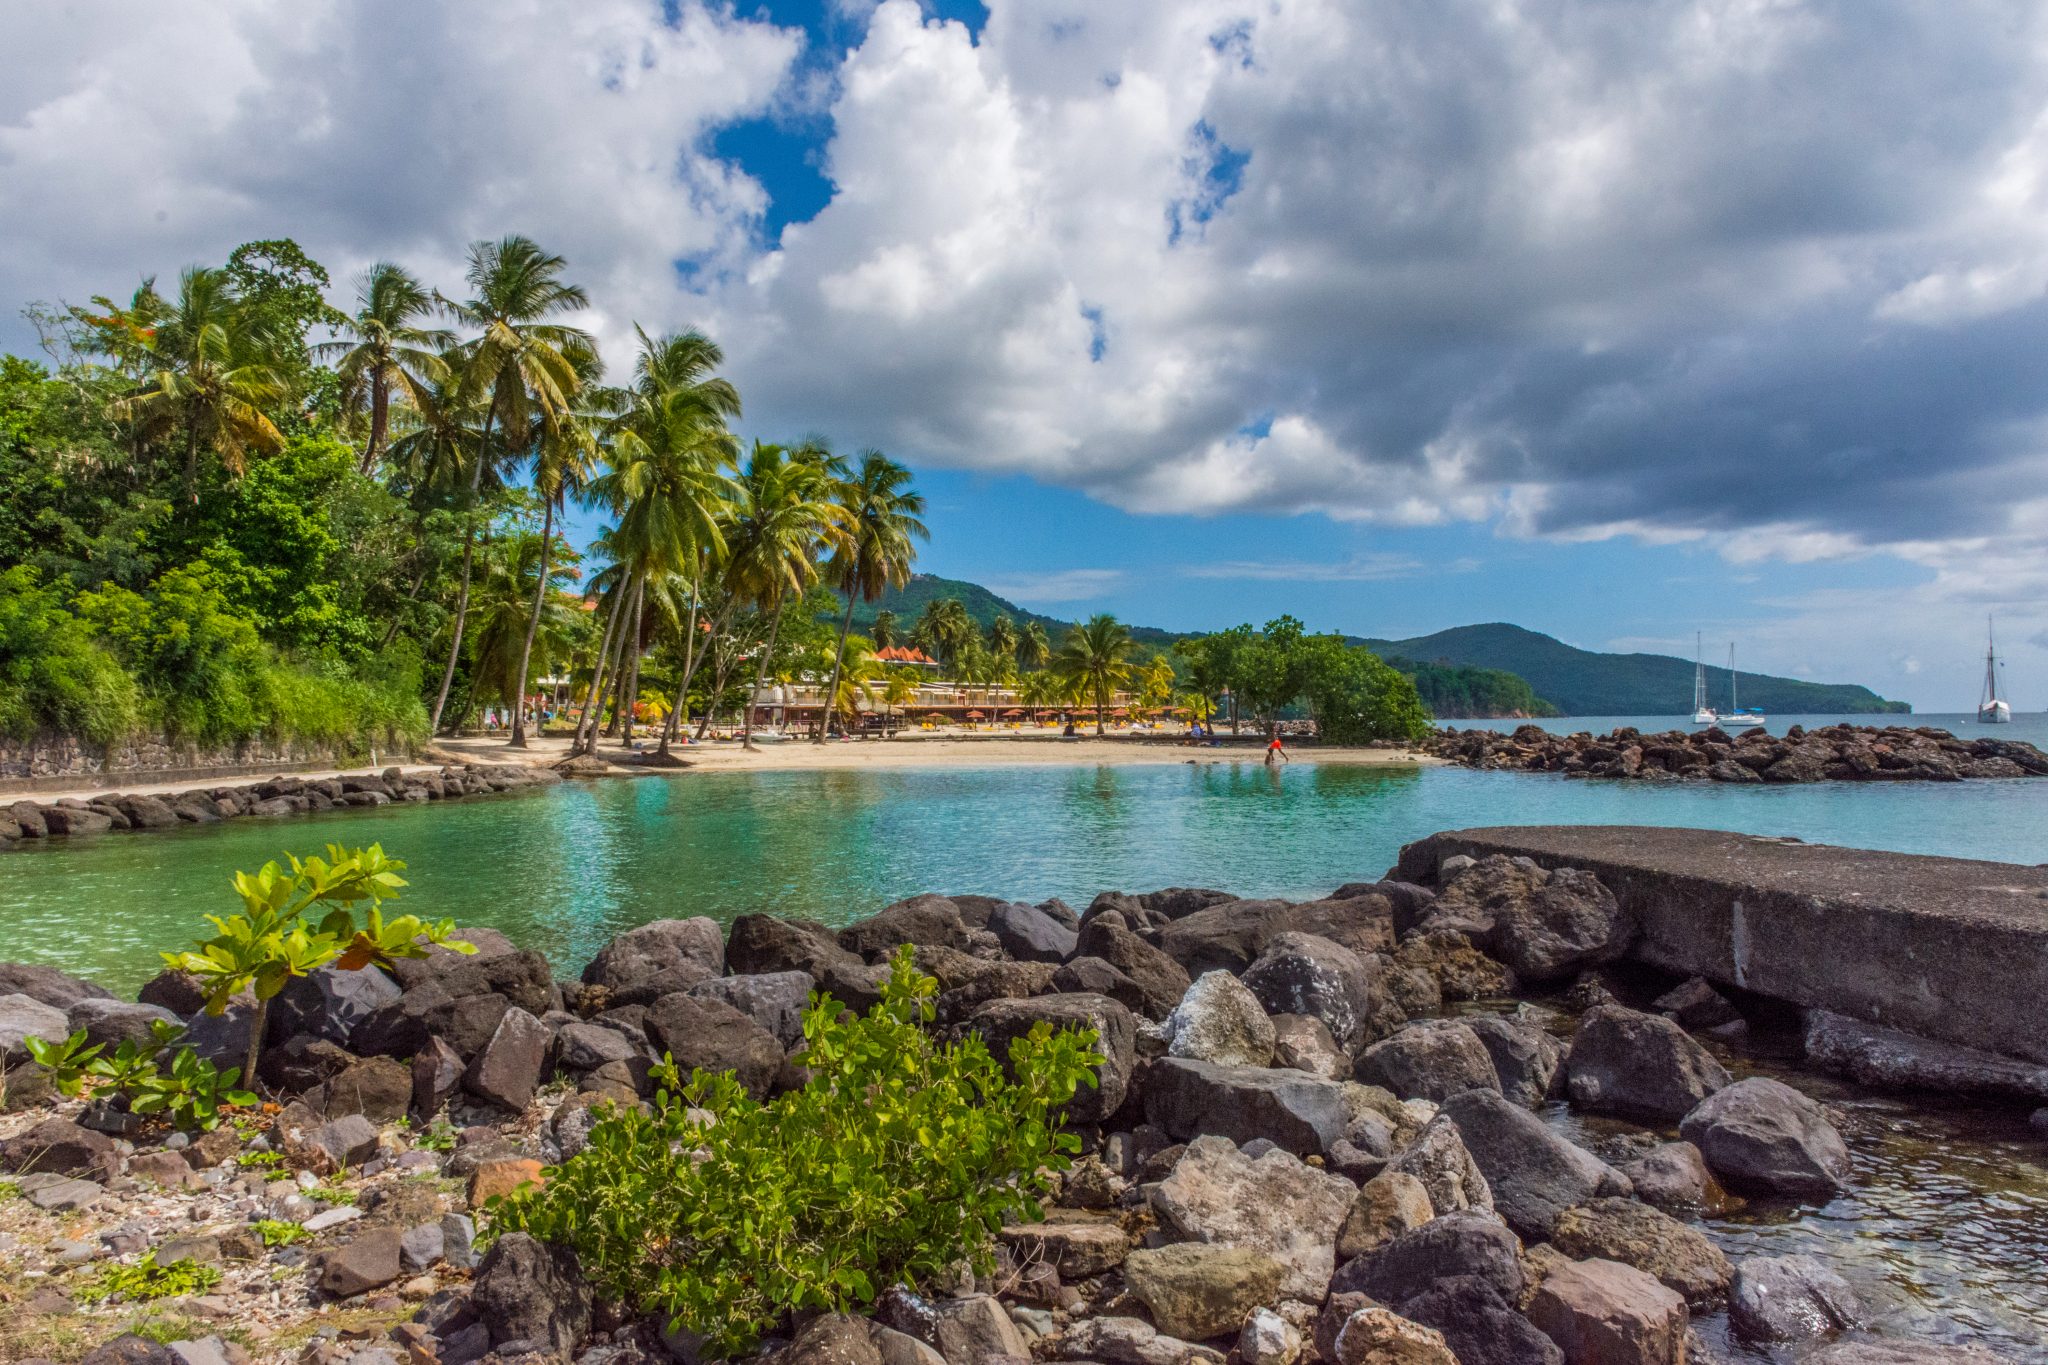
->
(966, 710), (985, 720)
(1002, 708), (1024, 717)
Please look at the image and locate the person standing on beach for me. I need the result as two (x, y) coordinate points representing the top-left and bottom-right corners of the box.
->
(1265, 730), (1288, 765)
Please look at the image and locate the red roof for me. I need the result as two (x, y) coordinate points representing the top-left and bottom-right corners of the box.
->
(875, 646), (937, 664)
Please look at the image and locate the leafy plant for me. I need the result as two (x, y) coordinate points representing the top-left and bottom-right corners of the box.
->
(21, 1030), (104, 1097)
(127, 1047), (256, 1132)
(410, 1116), (458, 1153)
(488, 946), (1102, 1358)
(75, 1254), (222, 1304)
(237, 1149), (286, 1170)
(0, 1179), (19, 1202)
(252, 1219), (309, 1247)
(160, 844), (471, 1083)
(306, 1180), (357, 1206)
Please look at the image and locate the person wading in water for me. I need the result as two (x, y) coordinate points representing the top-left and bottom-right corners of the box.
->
(1265, 729), (1289, 765)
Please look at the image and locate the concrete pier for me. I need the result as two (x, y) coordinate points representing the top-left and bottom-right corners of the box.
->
(1394, 826), (2048, 1067)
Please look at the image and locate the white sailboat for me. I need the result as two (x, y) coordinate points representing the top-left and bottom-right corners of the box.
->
(1721, 643), (1765, 730)
(1979, 617), (2012, 724)
(1690, 632), (1719, 725)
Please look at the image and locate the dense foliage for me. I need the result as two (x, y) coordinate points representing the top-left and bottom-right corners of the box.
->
(1386, 654), (1560, 718)
(489, 948), (1103, 1357)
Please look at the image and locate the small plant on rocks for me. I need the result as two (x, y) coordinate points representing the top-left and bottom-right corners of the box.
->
(306, 1180), (357, 1205)
(161, 843), (471, 1084)
(236, 1149), (287, 1169)
(253, 1218), (310, 1247)
(489, 945), (1104, 1358)
(26, 1017), (253, 1131)
(75, 1254), (222, 1304)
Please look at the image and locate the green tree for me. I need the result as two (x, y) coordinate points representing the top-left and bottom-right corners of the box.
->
(429, 236), (596, 735)
(106, 267), (290, 500)
(817, 452), (927, 741)
(720, 441), (843, 749)
(872, 609), (898, 651)
(316, 262), (452, 475)
(1017, 619), (1051, 672)
(1053, 614), (1135, 735)
(1300, 638), (1433, 744)
(912, 597), (975, 671)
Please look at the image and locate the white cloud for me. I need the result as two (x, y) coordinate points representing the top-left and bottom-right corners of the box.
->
(978, 568), (1126, 603)
(9, 0), (2048, 635)
(1183, 554), (1425, 583)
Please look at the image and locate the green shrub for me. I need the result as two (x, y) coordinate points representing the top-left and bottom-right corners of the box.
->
(75, 1254), (221, 1304)
(489, 946), (1103, 1358)
(0, 565), (141, 743)
(253, 1218), (308, 1247)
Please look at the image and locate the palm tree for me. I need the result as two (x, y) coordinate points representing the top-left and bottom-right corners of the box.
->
(987, 616), (1019, 665)
(1054, 614), (1136, 735)
(881, 668), (917, 733)
(316, 263), (452, 476)
(872, 610), (898, 652)
(913, 597), (975, 671)
(506, 369), (604, 747)
(829, 635), (884, 727)
(109, 266), (289, 500)
(427, 236), (596, 736)
(722, 441), (843, 749)
(468, 518), (579, 711)
(1018, 620), (1052, 672)
(817, 452), (927, 741)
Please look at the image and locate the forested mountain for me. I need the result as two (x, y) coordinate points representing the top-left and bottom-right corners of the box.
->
(1358, 623), (1909, 716)
(1383, 656), (1560, 718)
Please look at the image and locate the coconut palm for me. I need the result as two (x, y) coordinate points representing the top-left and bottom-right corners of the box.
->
(872, 610), (899, 652)
(913, 597), (976, 671)
(505, 372), (605, 747)
(881, 668), (918, 733)
(427, 236), (597, 735)
(721, 441), (844, 749)
(1018, 620), (1052, 672)
(316, 263), (453, 476)
(468, 518), (580, 711)
(817, 451), (926, 741)
(1053, 614), (1136, 735)
(987, 616), (1019, 665)
(109, 266), (289, 500)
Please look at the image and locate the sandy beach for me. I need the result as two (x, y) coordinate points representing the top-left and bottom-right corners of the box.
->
(437, 730), (1439, 774)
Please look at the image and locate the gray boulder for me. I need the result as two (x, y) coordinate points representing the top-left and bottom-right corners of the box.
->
(580, 918), (724, 992)
(1466, 1013), (1564, 1106)
(726, 914), (862, 979)
(1386, 1113), (1494, 1214)
(0, 992), (70, 1061)
(0, 961), (116, 1010)
(1144, 1058), (1348, 1155)
(1618, 1141), (1736, 1214)
(1270, 1013), (1349, 1081)
(1357, 1019), (1500, 1102)
(388, 926), (520, 989)
(1441, 1087), (1630, 1238)
(555, 1021), (640, 1072)
(318, 1224), (403, 1297)
(472, 1232), (593, 1355)
(987, 901), (1079, 963)
(839, 894), (971, 959)
(1421, 855), (1634, 983)
(1565, 1004), (1729, 1123)
(463, 1006), (554, 1111)
(304, 1054), (413, 1122)
(1728, 1254), (1861, 1344)
(65, 998), (181, 1051)
(1330, 1210), (1525, 1308)
(1399, 1275), (1564, 1365)
(1074, 918), (1192, 1019)
(266, 964), (402, 1048)
(971, 993), (1137, 1124)
(0, 1116), (117, 1177)
(686, 971), (815, 1050)
(1161, 971), (1276, 1068)
(645, 993), (784, 1099)
(1801, 1340), (2016, 1364)
(1150, 1133), (1357, 1300)
(43, 805), (113, 836)
(1550, 1197), (1733, 1306)
(1679, 1077), (1851, 1199)
(1240, 932), (1378, 1052)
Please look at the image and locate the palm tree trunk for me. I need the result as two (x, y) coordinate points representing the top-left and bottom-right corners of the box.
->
(380, 560), (431, 648)
(816, 589), (859, 743)
(656, 577), (706, 756)
(362, 371), (389, 476)
(572, 571), (629, 756)
(507, 500), (554, 748)
(743, 597), (787, 752)
(428, 413), (494, 736)
(599, 581), (638, 740)
(619, 577), (647, 744)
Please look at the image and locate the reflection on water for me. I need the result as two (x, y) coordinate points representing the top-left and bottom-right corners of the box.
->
(4, 758), (2048, 1355)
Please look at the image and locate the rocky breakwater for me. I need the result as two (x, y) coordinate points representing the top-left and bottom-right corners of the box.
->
(0, 856), (2027, 1365)
(1431, 722), (2048, 784)
(0, 763), (563, 852)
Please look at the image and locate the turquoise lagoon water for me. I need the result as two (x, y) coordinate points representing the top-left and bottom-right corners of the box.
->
(5, 734), (2047, 990)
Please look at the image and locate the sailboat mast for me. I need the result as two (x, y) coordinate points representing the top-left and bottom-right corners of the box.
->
(1985, 617), (2000, 706)
(1728, 643), (1737, 713)
(1694, 632), (1706, 714)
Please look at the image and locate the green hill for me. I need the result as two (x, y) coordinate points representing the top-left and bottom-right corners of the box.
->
(839, 579), (1907, 718)
(1359, 623), (1909, 717)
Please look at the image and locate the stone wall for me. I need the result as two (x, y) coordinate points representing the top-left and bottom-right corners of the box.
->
(0, 730), (413, 793)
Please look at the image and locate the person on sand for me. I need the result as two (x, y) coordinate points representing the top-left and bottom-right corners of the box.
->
(1265, 730), (1289, 765)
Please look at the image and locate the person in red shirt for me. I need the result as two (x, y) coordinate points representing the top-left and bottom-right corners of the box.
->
(1265, 730), (1289, 765)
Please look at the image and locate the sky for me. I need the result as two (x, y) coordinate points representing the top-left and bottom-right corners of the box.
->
(5, 0), (2048, 711)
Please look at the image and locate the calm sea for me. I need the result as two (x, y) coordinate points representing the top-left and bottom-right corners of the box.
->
(3, 713), (2044, 990)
